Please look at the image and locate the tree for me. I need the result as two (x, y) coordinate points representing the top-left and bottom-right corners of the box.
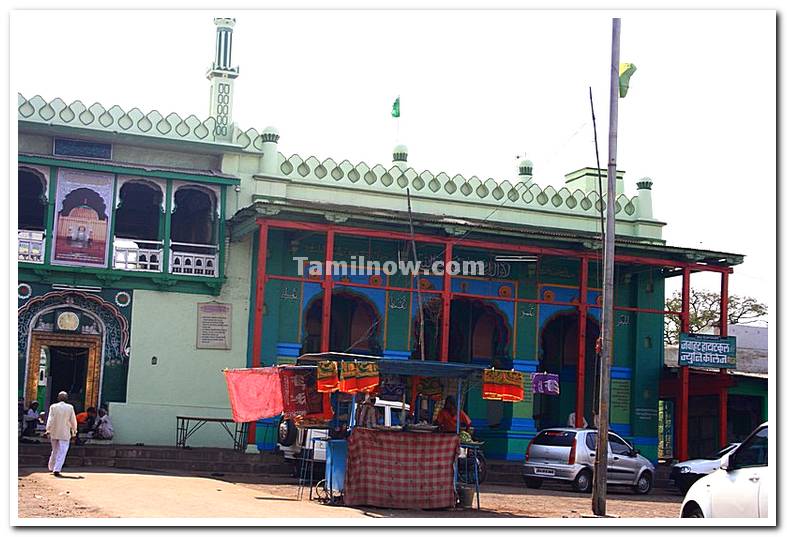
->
(664, 290), (768, 344)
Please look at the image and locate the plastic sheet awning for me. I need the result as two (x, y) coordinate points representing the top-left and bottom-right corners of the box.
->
(296, 352), (485, 379)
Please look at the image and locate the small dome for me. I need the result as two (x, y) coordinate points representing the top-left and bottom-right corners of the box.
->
(261, 126), (280, 143)
(519, 159), (533, 175)
(636, 177), (653, 190)
(393, 144), (408, 162)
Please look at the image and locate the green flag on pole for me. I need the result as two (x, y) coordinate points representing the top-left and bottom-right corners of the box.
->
(619, 63), (637, 98)
(391, 96), (400, 118)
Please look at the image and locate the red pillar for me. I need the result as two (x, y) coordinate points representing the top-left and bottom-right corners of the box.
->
(719, 271), (730, 447)
(320, 229), (335, 353)
(248, 221), (269, 445)
(439, 243), (453, 362)
(576, 256), (589, 427)
(678, 268), (691, 460)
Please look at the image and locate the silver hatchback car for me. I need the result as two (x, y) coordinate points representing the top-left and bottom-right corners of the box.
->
(523, 428), (655, 494)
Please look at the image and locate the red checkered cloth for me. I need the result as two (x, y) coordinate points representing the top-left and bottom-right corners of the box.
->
(343, 428), (460, 509)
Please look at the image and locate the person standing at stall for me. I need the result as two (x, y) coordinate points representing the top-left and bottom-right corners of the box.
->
(356, 394), (378, 429)
(435, 395), (471, 433)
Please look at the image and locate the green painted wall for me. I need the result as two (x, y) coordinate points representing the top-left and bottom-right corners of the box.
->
(109, 236), (252, 448)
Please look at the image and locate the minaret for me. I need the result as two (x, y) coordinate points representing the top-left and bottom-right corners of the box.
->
(636, 177), (654, 219)
(207, 18), (239, 141)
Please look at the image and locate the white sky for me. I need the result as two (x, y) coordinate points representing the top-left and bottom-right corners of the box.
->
(12, 9), (775, 318)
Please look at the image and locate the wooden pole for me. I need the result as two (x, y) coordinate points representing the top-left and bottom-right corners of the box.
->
(591, 17), (620, 517)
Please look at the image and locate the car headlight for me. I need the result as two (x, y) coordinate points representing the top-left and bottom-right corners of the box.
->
(678, 466), (691, 474)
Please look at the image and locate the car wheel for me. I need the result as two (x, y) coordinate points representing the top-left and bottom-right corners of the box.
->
(278, 418), (297, 447)
(682, 504), (704, 518)
(633, 471), (652, 495)
(572, 469), (593, 493)
(524, 477), (543, 489)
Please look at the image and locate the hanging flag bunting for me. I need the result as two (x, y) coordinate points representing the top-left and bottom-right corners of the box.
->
(339, 361), (380, 394)
(531, 372), (560, 396)
(416, 377), (443, 400)
(619, 63), (637, 98)
(223, 367), (283, 423)
(482, 369), (525, 402)
(391, 96), (400, 118)
(379, 374), (406, 400)
(316, 361), (339, 393)
(280, 368), (310, 418)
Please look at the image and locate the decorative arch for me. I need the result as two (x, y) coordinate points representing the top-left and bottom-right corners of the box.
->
(18, 166), (48, 231)
(60, 187), (108, 220)
(171, 184), (218, 246)
(302, 289), (382, 355)
(447, 298), (511, 365)
(115, 179), (164, 241)
(18, 290), (131, 367)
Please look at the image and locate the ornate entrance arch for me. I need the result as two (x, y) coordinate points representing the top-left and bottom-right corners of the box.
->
(18, 289), (131, 407)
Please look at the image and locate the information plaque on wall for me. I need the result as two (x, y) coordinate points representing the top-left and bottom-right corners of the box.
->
(197, 302), (232, 350)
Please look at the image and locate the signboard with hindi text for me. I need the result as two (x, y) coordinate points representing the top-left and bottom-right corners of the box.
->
(678, 333), (736, 369)
(196, 302), (232, 350)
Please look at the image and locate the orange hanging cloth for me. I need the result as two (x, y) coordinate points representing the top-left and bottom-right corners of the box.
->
(355, 361), (380, 393)
(317, 361), (339, 393)
(339, 361), (360, 393)
(482, 369), (524, 403)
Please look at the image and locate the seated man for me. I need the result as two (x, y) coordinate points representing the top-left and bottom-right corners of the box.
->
(75, 407), (97, 444)
(435, 395), (471, 433)
(23, 401), (40, 437)
(90, 408), (114, 440)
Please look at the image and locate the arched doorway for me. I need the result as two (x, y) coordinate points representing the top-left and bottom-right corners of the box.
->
(114, 180), (164, 271)
(18, 167), (47, 231)
(448, 298), (511, 365)
(412, 297), (443, 361)
(302, 292), (382, 355)
(170, 186), (218, 275)
(536, 313), (600, 430)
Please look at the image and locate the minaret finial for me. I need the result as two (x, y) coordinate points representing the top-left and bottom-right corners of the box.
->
(207, 17), (239, 140)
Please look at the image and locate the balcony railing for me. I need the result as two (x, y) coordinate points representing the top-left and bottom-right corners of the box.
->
(170, 242), (219, 277)
(113, 238), (164, 272)
(18, 230), (45, 264)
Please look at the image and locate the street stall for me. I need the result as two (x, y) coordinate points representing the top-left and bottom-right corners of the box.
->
(223, 352), (525, 511)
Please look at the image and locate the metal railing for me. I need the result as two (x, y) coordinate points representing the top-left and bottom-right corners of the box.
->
(169, 241), (219, 277)
(113, 238), (164, 272)
(18, 230), (45, 264)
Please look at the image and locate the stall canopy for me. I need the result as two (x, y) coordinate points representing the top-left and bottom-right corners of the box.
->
(297, 352), (486, 380)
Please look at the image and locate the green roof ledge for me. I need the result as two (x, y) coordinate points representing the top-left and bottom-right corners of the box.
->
(18, 91), (666, 243)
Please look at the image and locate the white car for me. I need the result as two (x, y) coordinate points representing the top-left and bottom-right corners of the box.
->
(670, 443), (739, 495)
(277, 398), (409, 463)
(680, 423), (768, 518)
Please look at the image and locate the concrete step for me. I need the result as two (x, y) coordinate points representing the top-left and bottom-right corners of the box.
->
(18, 442), (292, 477)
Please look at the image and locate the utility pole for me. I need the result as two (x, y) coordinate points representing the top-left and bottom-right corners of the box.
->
(591, 17), (620, 517)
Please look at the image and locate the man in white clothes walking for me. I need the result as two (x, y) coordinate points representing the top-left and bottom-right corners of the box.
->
(46, 391), (77, 477)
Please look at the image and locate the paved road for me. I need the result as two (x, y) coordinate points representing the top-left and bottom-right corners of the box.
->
(17, 467), (681, 519)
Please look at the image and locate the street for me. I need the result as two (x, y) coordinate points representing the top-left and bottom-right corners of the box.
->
(17, 467), (682, 519)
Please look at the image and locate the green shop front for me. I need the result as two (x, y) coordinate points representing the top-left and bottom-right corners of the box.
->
(233, 201), (740, 463)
